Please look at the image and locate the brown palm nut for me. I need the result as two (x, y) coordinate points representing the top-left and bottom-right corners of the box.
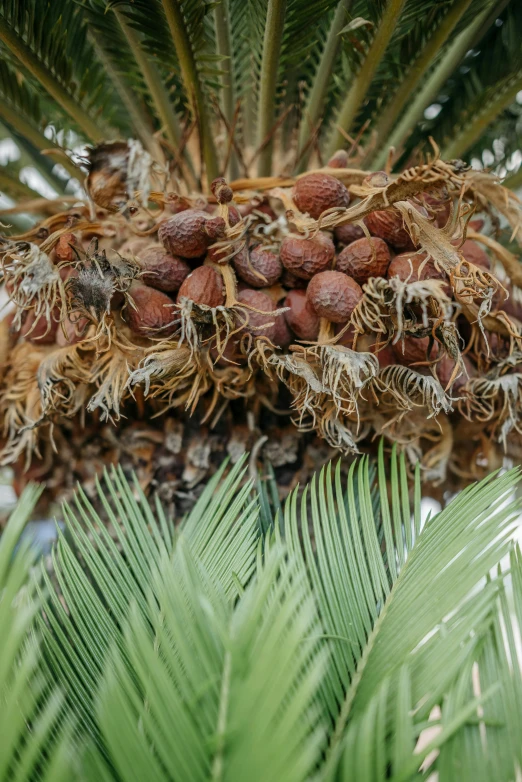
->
(54, 232), (78, 262)
(292, 173), (350, 218)
(228, 205), (241, 226)
(158, 209), (226, 258)
(365, 206), (421, 251)
(336, 237), (391, 284)
(272, 312), (293, 349)
(422, 192), (451, 228)
(280, 232), (335, 280)
(233, 246), (282, 287)
(327, 150), (349, 168)
(459, 239), (490, 270)
(283, 289), (320, 340)
(177, 265), (225, 308)
(237, 288), (277, 340)
(281, 269), (307, 289)
(387, 251), (445, 283)
(125, 283), (178, 337)
(307, 271), (363, 323)
(211, 177), (233, 204)
(334, 223), (365, 246)
(436, 354), (474, 391)
(138, 246), (190, 292)
(20, 311), (58, 344)
(56, 316), (89, 346)
(392, 335), (439, 366)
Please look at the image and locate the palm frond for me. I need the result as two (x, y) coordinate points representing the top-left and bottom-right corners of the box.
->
(0, 484), (72, 781)
(25, 448), (522, 780)
(94, 543), (325, 782)
(0, 0), (118, 141)
(281, 444), (522, 776)
(37, 456), (259, 745)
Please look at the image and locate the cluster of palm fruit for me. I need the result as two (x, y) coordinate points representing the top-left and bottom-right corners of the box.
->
(1, 138), (522, 496)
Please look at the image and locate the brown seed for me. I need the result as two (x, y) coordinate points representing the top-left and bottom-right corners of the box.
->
(54, 232), (78, 262)
(228, 205), (242, 226)
(272, 312), (293, 349)
(459, 239), (490, 270)
(20, 311), (58, 344)
(498, 284), (522, 320)
(436, 354), (474, 390)
(334, 223), (365, 246)
(365, 207), (418, 251)
(211, 177), (233, 204)
(327, 150), (349, 168)
(336, 237), (391, 284)
(307, 271), (363, 323)
(138, 246), (190, 292)
(281, 269), (307, 289)
(422, 192), (451, 228)
(56, 316), (89, 346)
(280, 232), (335, 280)
(392, 335), (438, 366)
(177, 266), (225, 308)
(126, 283), (178, 337)
(237, 288), (277, 340)
(233, 246), (282, 287)
(158, 209), (226, 258)
(374, 344), (396, 369)
(293, 173), (350, 219)
(284, 289), (320, 341)
(387, 251), (445, 284)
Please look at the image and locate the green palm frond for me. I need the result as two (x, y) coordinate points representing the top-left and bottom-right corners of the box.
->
(0, 484), (73, 781)
(15, 448), (519, 780)
(0, 0), (519, 184)
(37, 456), (259, 745)
(0, 0), (120, 142)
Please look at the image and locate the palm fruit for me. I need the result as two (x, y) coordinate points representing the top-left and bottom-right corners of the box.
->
(138, 245), (191, 292)
(387, 251), (445, 283)
(365, 206), (422, 251)
(177, 266), (225, 307)
(283, 289), (320, 340)
(392, 335), (439, 366)
(158, 210), (226, 258)
(292, 173), (350, 218)
(125, 282), (178, 336)
(280, 232), (335, 279)
(307, 271), (363, 323)
(233, 246), (282, 287)
(334, 223), (365, 246)
(336, 237), (391, 284)
(459, 240), (490, 270)
(237, 289), (277, 340)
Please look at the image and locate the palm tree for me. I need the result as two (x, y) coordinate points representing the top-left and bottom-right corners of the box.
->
(1, 448), (522, 780)
(1, 0), (522, 510)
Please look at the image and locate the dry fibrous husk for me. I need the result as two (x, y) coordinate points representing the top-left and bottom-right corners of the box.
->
(2, 142), (522, 487)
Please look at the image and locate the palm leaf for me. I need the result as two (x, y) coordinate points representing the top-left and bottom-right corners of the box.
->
(37, 456), (259, 745)
(281, 444), (522, 775)
(0, 0), (118, 142)
(94, 541), (325, 782)
(0, 484), (72, 781)
(2, 449), (521, 780)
